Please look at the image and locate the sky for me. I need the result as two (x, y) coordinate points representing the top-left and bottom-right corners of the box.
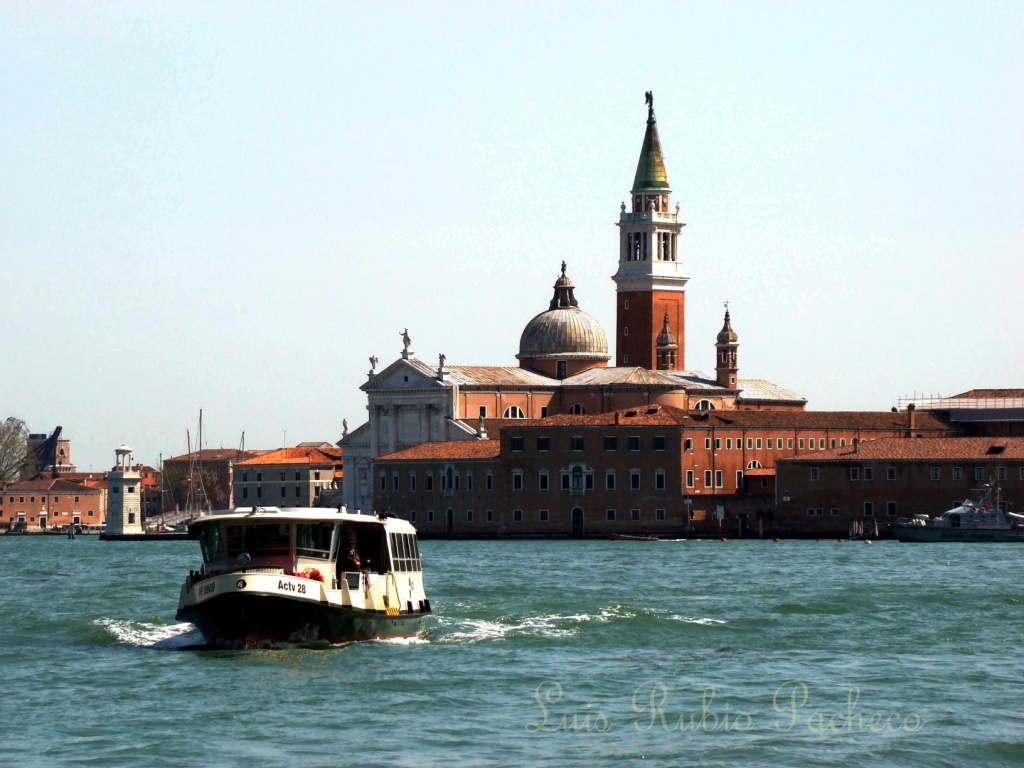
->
(2, 2), (1022, 472)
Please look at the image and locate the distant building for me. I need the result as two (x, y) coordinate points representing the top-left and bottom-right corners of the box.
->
(898, 389), (1024, 437)
(776, 436), (1024, 536)
(162, 448), (266, 513)
(233, 445), (342, 507)
(374, 404), (955, 537)
(27, 426), (75, 475)
(0, 478), (105, 531)
(341, 97), (806, 515)
(105, 445), (144, 534)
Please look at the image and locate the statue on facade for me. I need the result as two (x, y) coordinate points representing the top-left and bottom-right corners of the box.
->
(369, 355), (378, 373)
(400, 328), (412, 353)
(560, 261), (567, 277)
(342, 419), (349, 439)
(439, 353), (446, 369)
(645, 90), (654, 119)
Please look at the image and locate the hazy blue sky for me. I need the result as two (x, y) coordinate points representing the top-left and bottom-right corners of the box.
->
(3, 2), (1021, 471)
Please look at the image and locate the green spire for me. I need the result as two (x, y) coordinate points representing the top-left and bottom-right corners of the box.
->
(631, 96), (671, 193)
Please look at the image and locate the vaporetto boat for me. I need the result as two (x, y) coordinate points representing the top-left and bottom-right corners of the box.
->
(176, 506), (430, 647)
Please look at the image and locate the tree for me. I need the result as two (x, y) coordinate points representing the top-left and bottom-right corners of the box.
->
(0, 417), (30, 483)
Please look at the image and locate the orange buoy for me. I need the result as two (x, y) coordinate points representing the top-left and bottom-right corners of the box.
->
(720, 537), (728, 542)
(838, 539), (845, 543)
(865, 539), (872, 544)
(816, 538), (822, 542)
(773, 538), (781, 542)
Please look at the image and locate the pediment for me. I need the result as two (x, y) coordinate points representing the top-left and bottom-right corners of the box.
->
(361, 357), (446, 392)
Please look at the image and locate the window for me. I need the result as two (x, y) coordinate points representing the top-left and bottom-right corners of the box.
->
(561, 474), (570, 491)
(705, 438), (712, 450)
(623, 327), (628, 336)
(242, 472), (248, 482)
(931, 467), (940, 481)
(466, 509), (474, 522)
(280, 471), (286, 482)
(787, 438), (794, 449)
(280, 486), (287, 498)
(606, 471), (616, 490)
(819, 439), (825, 449)
(511, 436), (524, 452)
(850, 467), (860, 481)
(655, 470), (666, 490)
(537, 436), (551, 451)
(810, 468), (820, 482)
(380, 474), (386, 492)
(512, 471), (523, 491)
(974, 467), (984, 481)
(654, 436), (666, 451)
(746, 438), (753, 449)
(571, 436), (584, 451)
(767, 438), (773, 449)
(503, 405), (525, 419)
(998, 467), (1007, 481)
(257, 472), (262, 482)
(426, 474), (434, 492)
(841, 438), (847, 447)
(747, 460), (762, 469)
(466, 473), (473, 491)
(808, 440), (815, 451)
(486, 471), (493, 491)
(714, 470), (723, 488)
(513, 509), (523, 522)
(568, 403), (587, 415)
(953, 467), (962, 481)
(630, 470), (641, 490)
(830, 439), (836, 449)
(479, 405), (487, 418)
(864, 468), (873, 481)
(685, 438), (693, 451)
(539, 509), (549, 522)
(630, 436), (641, 451)
(798, 439), (805, 449)
(604, 436), (618, 451)
(539, 471), (549, 491)
(726, 438), (733, 449)
(887, 501), (897, 517)
(392, 473), (399, 492)
(806, 508), (823, 517)
(606, 509), (616, 521)
(736, 470), (744, 488)
(714, 438), (722, 450)
(540, 407), (549, 418)
(694, 399), (715, 410)
(631, 509), (641, 521)
(656, 509), (666, 521)
(242, 487), (249, 499)
(686, 470), (694, 488)
(756, 438), (762, 449)
(864, 502), (874, 517)
(704, 470), (713, 487)
(295, 471), (301, 481)
(487, 510), (493, 522)
(888, 467), (896, 481)
(257, 487), (262, 498)
(830, 508), (839, 516)
(295, 486), (301, 497)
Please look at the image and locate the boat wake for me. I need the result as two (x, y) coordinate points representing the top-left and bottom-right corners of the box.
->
(94, 618), (204, 649)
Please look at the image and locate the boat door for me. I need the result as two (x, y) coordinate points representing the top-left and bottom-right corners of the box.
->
(445, 508), (454, 535)
(571, 507), (584, 538)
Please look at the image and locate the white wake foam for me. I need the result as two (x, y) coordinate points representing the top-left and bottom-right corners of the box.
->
(95, 618), (203, 648)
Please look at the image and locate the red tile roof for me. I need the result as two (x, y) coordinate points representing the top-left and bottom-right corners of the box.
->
(377, 440), (501, 462)
(164, 448), (269, 463)
(2, 478), (103, 493)
(781, 437), (1024, 462)
(744, 468), (776, 476)
(953, 389), (1024, 399)
(234, 446), (342, 466)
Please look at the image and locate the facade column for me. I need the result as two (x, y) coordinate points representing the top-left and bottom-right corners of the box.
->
(420, 404), (431, 443)
(370, 405), (380, 458)
(388, 405), (398, 453)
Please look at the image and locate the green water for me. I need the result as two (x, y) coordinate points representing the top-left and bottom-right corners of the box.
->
(1, 536), (1021, 767)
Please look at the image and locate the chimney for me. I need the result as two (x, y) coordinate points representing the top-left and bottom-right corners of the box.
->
(853, 438), (859, 453)
(907, 403), (916, 433)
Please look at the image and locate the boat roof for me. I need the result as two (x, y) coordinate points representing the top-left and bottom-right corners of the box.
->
(188, 506), (417, 534)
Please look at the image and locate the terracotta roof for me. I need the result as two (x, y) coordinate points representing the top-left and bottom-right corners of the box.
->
(781, 437), (1024, 463)
(377, 440), (501, 462)
(500, 405), (952, 432)
(234, 447), (342, 467)
(953, 389), (1024, 399)
(2, 478), (102, 493)
(164, 448), (268, 463)
(744, 468), (776, 477)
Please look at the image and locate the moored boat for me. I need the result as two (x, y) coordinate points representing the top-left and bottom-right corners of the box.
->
(604, 532), (658, 541)
(176, 506), (430, 647)
(890, 484), (1024, 542)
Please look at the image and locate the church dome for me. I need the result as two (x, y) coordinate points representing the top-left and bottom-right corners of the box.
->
(517, 265), (610, 362)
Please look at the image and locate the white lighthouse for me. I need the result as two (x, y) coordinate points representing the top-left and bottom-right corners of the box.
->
(105, 445), (143, 535)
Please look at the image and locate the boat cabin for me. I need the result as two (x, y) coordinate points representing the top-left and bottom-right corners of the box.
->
(191, 507), (422, 589)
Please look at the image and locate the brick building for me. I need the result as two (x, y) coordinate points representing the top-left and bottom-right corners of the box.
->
(162, 448), (266, 513)
(775, 437), (1024, 536)
(374, 404), (955, 537)
(233, 445), (343, 508)
(0, 478), (106, 531)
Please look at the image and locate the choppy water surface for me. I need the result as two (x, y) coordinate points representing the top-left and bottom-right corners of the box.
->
(1, 536), (1021, 767)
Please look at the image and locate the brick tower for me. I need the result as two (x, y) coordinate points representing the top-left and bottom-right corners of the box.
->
(613, 91), (688, 370)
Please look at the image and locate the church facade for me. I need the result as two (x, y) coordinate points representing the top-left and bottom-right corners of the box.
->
(340, 96), (806, 516)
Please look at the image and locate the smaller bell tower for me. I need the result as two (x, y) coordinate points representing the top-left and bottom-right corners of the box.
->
(105, 445), (143, 535)
(715, 304), (739, 389)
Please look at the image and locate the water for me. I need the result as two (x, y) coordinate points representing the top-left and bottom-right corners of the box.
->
(1, 536), (1021, 768)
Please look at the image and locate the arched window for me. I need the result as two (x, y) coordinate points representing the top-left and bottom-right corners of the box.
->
(503, 405), (525, 419)
(694, 399), (717, 411)
(568, 403), (587, 415)
(746, 460), (762, 470)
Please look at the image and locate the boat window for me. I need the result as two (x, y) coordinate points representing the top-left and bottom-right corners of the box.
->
(296, 522), (336, 560)
(199, 525), (225, 563)
(226, 524), (291, 558)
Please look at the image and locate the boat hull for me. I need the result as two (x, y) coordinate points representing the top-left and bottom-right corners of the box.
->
(891, 525), (1024, 543)
(176, 592), (427, 648)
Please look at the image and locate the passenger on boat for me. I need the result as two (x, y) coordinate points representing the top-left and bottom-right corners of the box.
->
(343, 548), (361, 572)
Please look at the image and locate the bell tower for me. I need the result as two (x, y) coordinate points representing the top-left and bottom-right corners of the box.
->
(613, 91), (688, 370)
(715, 304), (739, 389)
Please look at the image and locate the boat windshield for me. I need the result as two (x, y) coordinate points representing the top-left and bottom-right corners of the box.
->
(225, 524), (291, 558)
(296, 522), (339, 561)
(199, 524), (226, 563)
